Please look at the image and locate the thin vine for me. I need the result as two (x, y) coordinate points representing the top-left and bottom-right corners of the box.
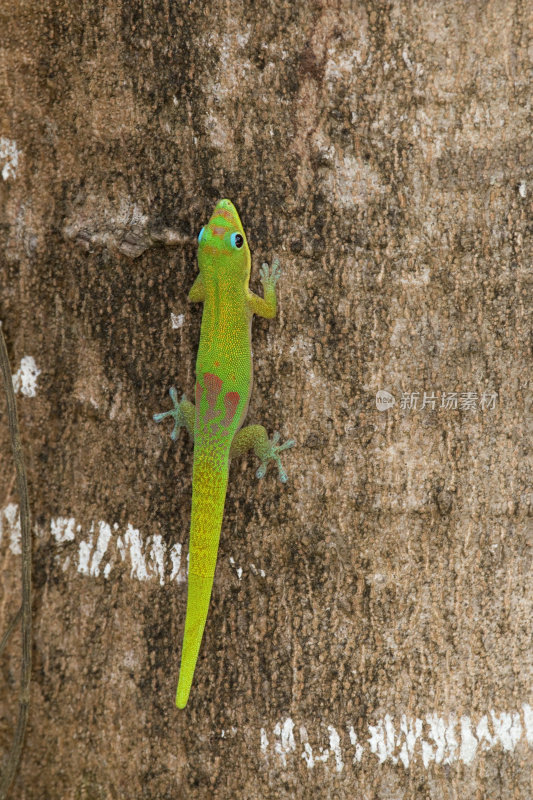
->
(0, 322), (32, 800)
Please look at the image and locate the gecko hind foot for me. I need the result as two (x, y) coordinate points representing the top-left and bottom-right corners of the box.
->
(256, 432), (295, 483)
(153, 387), (188, 440)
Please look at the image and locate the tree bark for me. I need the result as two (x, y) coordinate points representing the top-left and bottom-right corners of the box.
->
(0, 1), (531, 798)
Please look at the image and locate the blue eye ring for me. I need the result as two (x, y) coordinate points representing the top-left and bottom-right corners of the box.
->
(230, 232), (244, 249)
(198, 226), (206, 242)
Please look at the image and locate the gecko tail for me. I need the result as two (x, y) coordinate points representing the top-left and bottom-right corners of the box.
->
(175, 571), (215, 709)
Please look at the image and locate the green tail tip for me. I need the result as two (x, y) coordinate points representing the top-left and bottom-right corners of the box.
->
(175, 651), (196, 709)
(174, 572), (215, 710)
(176, 660), (194, 709)
(176, 689), (189, 710)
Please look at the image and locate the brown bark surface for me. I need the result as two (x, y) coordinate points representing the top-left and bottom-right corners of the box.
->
(0, 1), (531, 798)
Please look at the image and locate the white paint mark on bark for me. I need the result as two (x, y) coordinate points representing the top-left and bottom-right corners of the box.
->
(1, 504), (189, 587)
(51, 517), (76, 543)
(0, 137), (20, 180)
(476, 714), (496, 749)
(124, 524), (150, 581)
(368, 714), (396, 763)
(171, 313), (184, 329)
(90, 521), (112, 577)
(347, 726), (364, 764)
(301, 742), (314, 769)
(299, 724), (331, 769)
(460, 716), (478, 764)
(169, 542), (186, 583)
(398, 715), (423, 768)
(490, 710), (522, 751)
(423, 716), (442, 765)
(149, 533), (165, 586)
(78, 531), (93, 575)
(264, 706), (532, 772)
(522, 704), (533, 745)
(273, 718), (295, 767)
(328, 726), (344, 772)
(12, 356), (40, 397)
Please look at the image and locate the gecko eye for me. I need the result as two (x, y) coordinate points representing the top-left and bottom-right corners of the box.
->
(230, 233), (244, 249)
(198, 227), (206, 242)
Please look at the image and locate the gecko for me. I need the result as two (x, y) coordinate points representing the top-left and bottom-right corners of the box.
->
(154, 199), (294, 709)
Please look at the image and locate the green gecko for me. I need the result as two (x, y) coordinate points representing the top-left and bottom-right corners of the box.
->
(154, 199), (294, 709)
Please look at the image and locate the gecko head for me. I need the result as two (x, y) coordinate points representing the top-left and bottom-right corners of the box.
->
(197, 199), (251, 283)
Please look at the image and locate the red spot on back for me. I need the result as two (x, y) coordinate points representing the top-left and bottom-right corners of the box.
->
(204, 373), (223, 422)
(222, 391), (240, 427)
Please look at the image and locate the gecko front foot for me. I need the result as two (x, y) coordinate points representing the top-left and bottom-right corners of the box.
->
(256, 431), (295, 483)
(153, 387), (188, 440)
(259, 257), (281, 288)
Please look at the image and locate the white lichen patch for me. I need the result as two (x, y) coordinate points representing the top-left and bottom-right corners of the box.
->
(171, 313), (184, 329)
(12, 356), (41, 397)
(0, 137), (21, 180)
(0, 504), (21, 554)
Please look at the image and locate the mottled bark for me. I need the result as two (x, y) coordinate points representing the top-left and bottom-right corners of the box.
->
(0, 1), (531, 798)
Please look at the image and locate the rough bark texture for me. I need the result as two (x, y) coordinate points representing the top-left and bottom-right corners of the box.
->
(1, 1), (531, 798)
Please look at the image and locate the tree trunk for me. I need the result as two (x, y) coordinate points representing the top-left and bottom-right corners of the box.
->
(1, 1), (531, 797)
